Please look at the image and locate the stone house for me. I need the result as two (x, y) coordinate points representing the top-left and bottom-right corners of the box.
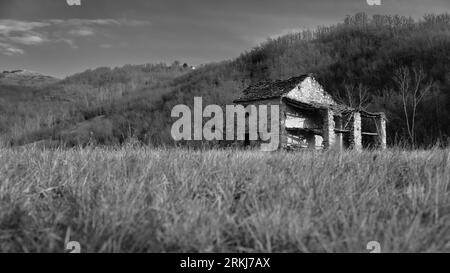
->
(233, 74), (387, 150)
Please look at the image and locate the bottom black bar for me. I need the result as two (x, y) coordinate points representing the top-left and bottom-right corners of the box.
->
(1, 253), (444, 272)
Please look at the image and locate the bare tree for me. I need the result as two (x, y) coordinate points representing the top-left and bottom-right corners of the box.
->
(336, 83), (371, 110)
(393, 67), (434, 146)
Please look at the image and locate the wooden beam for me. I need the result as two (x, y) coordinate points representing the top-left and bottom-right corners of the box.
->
(286, 127), (322, 135)
(361, 132), (379, 136)
(335, 129), (350, 134)
(335, 129), (378, 136)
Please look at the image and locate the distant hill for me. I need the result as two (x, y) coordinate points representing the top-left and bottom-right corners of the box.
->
(0, 62), (192, 146)
(0, 69), (59, 87)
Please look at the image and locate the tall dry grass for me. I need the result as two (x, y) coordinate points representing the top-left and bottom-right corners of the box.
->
(0, 146), (449, 252)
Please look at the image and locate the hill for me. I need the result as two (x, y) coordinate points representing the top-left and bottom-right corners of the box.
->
(0, 63), (192, 146)
(0, 69), (59, 87)
(95, 13), (450, 148)
(1, 13), (450, 148)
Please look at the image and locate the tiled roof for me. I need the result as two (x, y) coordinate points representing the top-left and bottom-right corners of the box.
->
(233, 74), (310, 103)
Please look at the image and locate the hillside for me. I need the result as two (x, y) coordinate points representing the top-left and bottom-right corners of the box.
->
(0, 69), (59, 87)
(95, 13), (450, 148)
(0, 63), (192, 146)
(1, 13), (450, 148)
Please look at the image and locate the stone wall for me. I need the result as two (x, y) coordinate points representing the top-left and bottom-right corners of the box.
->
(285, 76), (336, 106)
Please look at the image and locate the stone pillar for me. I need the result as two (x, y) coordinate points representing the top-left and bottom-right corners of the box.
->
(322, 108), (335, 149)
(376, 114), (387, 150)
(349, 112), (362, 151)
(279, 100), (288, 149)
(334, 116), (344, 150)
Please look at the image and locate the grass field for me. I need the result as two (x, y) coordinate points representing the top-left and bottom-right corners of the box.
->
(0, 146), (449, 253)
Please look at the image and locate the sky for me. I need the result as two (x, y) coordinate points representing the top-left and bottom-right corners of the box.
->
(0, 0), (449, 78)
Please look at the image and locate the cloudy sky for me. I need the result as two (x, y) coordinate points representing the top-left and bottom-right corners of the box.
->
(0, 0), (449, 78)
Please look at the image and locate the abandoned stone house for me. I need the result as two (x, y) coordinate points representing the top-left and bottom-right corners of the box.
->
(233, 74), (387, 150)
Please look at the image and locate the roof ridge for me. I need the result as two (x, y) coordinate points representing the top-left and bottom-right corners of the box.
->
(236, 74), (311, 103)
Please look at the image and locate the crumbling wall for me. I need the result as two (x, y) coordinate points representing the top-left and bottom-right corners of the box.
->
(283, 103), (323, 149)
(284, 104), (321, 129)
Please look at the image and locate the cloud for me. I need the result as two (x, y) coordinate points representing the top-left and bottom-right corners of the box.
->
(69, 27), (95, 37)
(0, 20), (50, 35)
(0, 18), (151, 55)
(8, 34), (47, 45)
(56, 38), (78, 49)
(0, 42), (24, 56)
(115, 19), (152, 27)
(45, 18), (151, 27)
